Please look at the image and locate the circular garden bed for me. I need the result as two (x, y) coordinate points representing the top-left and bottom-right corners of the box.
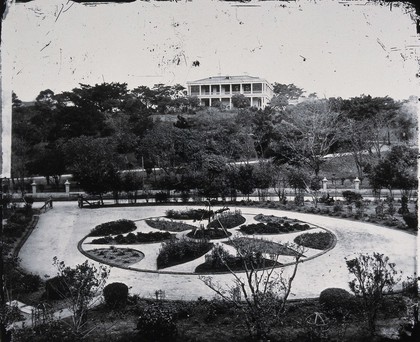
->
(87, 247), (144, 266)
(145, 219), (196, 232)
(89, 219), (137, 236)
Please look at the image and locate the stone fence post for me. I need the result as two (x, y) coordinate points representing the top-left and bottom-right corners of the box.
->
(31, 181), (37, 195)
(65, 180), (70, 194)
(354, 177), (360, 191)
(322, 177), (328, 192)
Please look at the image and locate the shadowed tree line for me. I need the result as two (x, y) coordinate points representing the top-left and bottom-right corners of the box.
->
(11, 82), (417, 202)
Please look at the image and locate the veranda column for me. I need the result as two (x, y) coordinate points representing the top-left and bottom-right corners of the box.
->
(31, 181), (37, 195)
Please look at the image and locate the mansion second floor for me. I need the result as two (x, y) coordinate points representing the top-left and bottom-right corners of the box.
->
(187, 75), (274, 109)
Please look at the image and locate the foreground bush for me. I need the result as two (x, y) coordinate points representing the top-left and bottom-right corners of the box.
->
(137, 304), (178, 341)
(45, 276), (71, 300)
(157, 237), (213, 269)
(403, 212), (418, 229)
(319, 288), (358, 320)
(89, 219), (136, 237)
(294, 231), (334, 250)
(103, 282), (129, 309)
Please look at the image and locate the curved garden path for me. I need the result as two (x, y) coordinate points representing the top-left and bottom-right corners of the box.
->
(19, 202), (417, 301)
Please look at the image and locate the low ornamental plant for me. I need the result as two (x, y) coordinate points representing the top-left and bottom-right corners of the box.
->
(157, 237), (213, 269)
(136, 304), (178, 342)
(240, 222), (310, 235)
(91, 231), (173, 244)
(294, 231), (334, 250)
(145, 219), (196, 232)
(89, 219), (137, 237)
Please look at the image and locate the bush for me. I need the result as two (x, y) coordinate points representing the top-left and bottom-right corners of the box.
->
(294, 194), (304, 206)
(155, 192), (169, 203)
(403, 213), (418, 229)
(342, 191), (363, 204)
(294, 231), (334, 250)
(19, 273), (42, 293)
(3, 222), (26, 238)
(45, 276), (71, 300)
(319, 288), (358, 320)
(103, 282), (129, 309)
(136, 304), (177, 341)
(89, 219), (137, 237)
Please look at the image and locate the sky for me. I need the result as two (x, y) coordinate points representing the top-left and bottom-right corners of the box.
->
(1, 0), (419, 102)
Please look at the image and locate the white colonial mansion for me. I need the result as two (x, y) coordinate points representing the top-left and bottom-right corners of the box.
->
(187, 75), (274, 109)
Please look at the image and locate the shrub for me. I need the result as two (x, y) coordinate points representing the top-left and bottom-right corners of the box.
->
(319, 288), (358, 320)
(403, 213), (418, 229)
(9, 211), (32, 225)
(294, 231), (334, 250)
(19, 273), (42, 293)
(294, 194), (304, 206)
(89, 219), (136, 237)
(103, 282), (129, 309)
(45, 276), (71, 300)
(342, 191), (363, 204)
(136, 304), (177, 342)
(3, 222), (26, 238)
(155, 191), (169, 203)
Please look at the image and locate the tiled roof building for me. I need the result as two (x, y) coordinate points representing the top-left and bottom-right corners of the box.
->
(187, 75), (274, 109)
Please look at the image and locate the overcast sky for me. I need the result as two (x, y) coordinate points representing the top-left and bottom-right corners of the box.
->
(2, 0), (419, 101)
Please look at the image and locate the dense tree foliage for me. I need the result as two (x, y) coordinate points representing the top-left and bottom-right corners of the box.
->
(11, 84), (417, 199)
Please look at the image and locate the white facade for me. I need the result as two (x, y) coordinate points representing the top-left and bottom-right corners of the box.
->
(187, 75), (274, 110)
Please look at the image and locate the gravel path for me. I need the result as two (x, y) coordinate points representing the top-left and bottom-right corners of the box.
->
(19, 202), (417, 301)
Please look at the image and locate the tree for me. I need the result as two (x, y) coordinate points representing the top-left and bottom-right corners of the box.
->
(51, 258), (110, 338)
(64, 136), (122, 204)
(272, 83), (304, 100)
(234, 164), (255, 200)
(251, 107), (278, 158)
(367, 145), (417, 198)
(342, 95), (401, 158)
(231, 93), (250, 111)
(271, 99), (344, 176)
(345, 253), (400, 335)
(200, 239), (305, 341)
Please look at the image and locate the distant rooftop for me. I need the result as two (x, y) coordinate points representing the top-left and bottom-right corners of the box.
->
(187, 75), (270, 85)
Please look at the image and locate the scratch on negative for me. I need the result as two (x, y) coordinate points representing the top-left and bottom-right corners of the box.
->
(40, 41), (52, 52)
